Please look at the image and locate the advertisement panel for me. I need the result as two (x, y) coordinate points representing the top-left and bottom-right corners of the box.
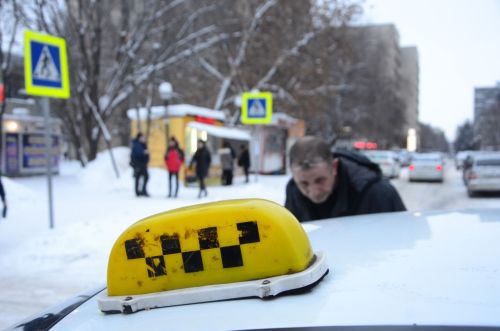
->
(5, 133), (19, 174)
(21, 133), (59, 171)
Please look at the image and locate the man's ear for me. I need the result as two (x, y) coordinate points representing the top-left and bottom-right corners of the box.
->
(332, 158), (339, 174)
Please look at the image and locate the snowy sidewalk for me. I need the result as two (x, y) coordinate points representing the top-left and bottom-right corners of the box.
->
(0, 149), (288, 328)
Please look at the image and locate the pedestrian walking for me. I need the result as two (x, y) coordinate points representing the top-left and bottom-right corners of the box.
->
(189, 139), (212, 198)
(164, 137), (184, 198)
(238, 144), (251, 183)
(219, 141), (235, 186)
(130, 132), (150, 197)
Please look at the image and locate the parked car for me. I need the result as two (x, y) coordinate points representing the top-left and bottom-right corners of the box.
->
(8, 202), (500, 330)
(461, 151), (491, 185)
(465, 152), (500, 197)
(362, 150), (400, 178)
(408, 152), (444, 182)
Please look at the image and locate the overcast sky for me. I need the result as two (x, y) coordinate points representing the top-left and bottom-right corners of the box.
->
(362, 0), (500, 141)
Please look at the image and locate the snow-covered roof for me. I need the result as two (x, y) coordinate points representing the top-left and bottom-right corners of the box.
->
(4, 113), (62, 124)
(127, 104), (225, 121)
(7, 98), (36, 105)
(271, 112), (298, 126)
(126, 106), (165, 120)
(187, 122), (251, 141)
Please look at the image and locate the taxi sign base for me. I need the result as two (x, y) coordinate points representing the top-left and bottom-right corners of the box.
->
(98, 252), (328, 314)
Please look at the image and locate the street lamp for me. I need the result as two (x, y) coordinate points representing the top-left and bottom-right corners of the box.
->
(159, 81), (173, 105)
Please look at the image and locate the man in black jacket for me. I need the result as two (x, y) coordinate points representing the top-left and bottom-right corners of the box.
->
(189, 139), (212, 198)
(285, 136), (406, 222)
(130, 133), (150, 197)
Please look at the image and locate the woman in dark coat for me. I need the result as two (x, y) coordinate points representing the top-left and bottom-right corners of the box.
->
(238, 144), (251, 183)
(189, 139), (212, 198)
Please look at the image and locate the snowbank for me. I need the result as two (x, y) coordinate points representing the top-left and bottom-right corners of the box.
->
(0, 148), (291, 328)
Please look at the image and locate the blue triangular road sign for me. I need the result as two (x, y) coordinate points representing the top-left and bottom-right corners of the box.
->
(31, 41), (62, 88)
(248, 99), (267, 118)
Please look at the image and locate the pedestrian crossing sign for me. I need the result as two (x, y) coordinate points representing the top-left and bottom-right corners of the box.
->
(24, 30), (70, 99)
(241, 92), (272, 124)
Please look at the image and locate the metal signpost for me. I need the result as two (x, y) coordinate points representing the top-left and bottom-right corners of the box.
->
(24, 30), (70, 229)
(241, 92), (273, 182)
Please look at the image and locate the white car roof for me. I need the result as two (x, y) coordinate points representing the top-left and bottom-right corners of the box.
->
(472, 153), (500, 160)
(413, 152), (441, 157)
(364, 150), (394, 155)
(412, 153), (442, 161)
(51, 209), (500, 330)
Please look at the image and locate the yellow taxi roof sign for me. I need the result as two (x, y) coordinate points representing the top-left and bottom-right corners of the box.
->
(24, 30), (70, 99)
(241, 92), (273, 124)
(106, 199), (316, 297)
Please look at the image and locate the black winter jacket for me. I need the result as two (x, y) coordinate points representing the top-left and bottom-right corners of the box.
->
(285, 151), (406, 222)
(190, 147), (212, 178)
(238, 149), (250, 169)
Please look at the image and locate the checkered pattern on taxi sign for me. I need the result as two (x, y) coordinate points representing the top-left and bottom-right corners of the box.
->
(124, 221), (260, 278)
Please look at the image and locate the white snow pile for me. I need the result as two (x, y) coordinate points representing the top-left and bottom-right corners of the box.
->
(0, 146), (291, 329)
(1, 176), (38, 203)
(77, 146), (133, 191)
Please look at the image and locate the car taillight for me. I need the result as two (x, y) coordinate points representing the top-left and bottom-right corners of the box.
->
(436, 165), (443, 171)
(409, 165), (415, 171)
(468, 171), (477, 180)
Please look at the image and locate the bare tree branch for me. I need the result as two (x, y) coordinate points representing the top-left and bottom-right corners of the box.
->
(253, 31), (316, 91)
(198, 56), (224, 81)
(212, 0), (278, 110)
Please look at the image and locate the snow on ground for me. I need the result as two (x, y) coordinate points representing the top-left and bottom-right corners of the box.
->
(0, 151), (499, 328)
(0, 148), (289, 328)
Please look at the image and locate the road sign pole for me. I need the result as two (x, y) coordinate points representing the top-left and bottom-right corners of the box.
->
(254, 126), (261, 182)
(42, 97), (55, 229)
(25, 30), (71, 229)
(241, 91), (273, 183)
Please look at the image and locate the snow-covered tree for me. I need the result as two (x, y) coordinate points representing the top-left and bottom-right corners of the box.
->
(32, 0), (228, 164)
(420, 122), (449, 153)
(169, 0), (363, 127)
(454, 120), (475, 152)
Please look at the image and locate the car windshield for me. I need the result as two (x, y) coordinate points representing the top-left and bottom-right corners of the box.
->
(412, 154), (441, 162)
(476, 159), (500, 166)
(413, 159), (440, 164)
(364, 152), (393, 159)
(368, 154), (391, 160)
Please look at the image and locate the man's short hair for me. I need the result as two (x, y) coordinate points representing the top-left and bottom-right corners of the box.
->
(289, 136), (333, 170)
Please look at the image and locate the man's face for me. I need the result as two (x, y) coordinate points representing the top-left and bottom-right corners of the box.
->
(291, 159), (338, 204)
